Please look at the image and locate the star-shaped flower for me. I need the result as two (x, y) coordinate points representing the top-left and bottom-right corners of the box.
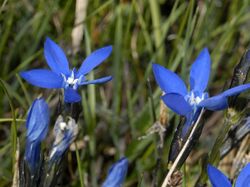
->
(20, 37), (112, 103)
(207, 163), (250, 187)
(153, 48), (250, 118)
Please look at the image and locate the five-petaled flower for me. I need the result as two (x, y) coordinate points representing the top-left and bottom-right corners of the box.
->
(20, 37), (112, 103)
(102, 157), (129, 187)
(153, 48), (250, 134)
(207, 163), (250, 187)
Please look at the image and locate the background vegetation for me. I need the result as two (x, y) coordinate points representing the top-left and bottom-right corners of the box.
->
(1, 0), (250, 186)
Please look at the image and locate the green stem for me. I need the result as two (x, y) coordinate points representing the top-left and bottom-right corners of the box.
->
(149, 0), (165, 64)
(0, 79), (17, 171)
(16, 74), (32, 106)
(0, 118), (25, 123)
(75, 142), (84, 187)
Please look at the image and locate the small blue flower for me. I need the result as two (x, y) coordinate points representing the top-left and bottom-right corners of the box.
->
(49, 115), (78, 163)
(207, 163), (250, 187)
(102, 157), (129, 187)
(24, 98), (50, 173)
(20, 37), (112, 103)
(153, 48), (250, 134)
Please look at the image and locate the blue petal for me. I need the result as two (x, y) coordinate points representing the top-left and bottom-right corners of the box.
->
(76, 46), (112, 77)
(102, 157), (128, 187)
(49, 116), (78, 164)
(181, 109), (202, 137)
(235, 163), (250, 187)
(50, 132), (72, 163)
(64, 88), (81, 103)
(198, 84), (250, 111)
(26, 98), (50, 142)
(20, 69), (63, 88)
(79, 76), (112, 85)
(190, 48), (211, 94)
(44, 37), (70, 76)
(222, 84), (250, 97)
(25, 141), (41, 173)
(152, 63), (188, 96)
(198, 94), (228, 111)
(207, 164), (231, 187)
(161, 93), (192, 116)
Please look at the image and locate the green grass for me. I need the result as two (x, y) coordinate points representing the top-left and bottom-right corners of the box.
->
(1, 0), (250, 186)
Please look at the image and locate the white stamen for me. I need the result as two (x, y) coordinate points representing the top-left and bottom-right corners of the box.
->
(187, 92), (204, 105)
(67, 77), (75, 85)
(61, 73), (67, 82)
(77, 75), (84, 85)
(59, 122), (67, 130)
(62, 71), (80, 90)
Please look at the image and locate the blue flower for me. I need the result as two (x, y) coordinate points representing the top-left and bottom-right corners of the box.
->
(24, 98), (50, 173)
(20, 37), (112, 103)
(102, 157), (129, 187)
(153, 48), (250, 129)
(49, 115), (78, 163)
(207, 163), (250, 187)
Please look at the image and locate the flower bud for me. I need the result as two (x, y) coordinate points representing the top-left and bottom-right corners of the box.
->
(49, 115), (78, 163)
(24, 98), (50, 173)
(102, 157), (128, 187)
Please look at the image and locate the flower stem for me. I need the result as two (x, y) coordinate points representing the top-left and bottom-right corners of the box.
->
(75, 142), (84, 187)
(161, 108), (204, 187)
(0, 79), (17, 171)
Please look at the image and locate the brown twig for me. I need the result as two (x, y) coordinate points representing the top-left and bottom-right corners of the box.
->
(161, 109), (204, 187)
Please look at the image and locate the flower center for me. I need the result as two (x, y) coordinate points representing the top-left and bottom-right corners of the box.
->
(66, 75), (78, 86)
(62, 70), (84, 90)
(186, 92), (205, 106)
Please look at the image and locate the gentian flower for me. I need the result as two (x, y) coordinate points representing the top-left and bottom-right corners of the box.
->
(153, 48), (250, 135)
(24, 98), (50, 173)
(207, 163), (250, 187)
(20, 37), (112, 103)
(102, 157), (129, 187)
(49, 115), (78, 163)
